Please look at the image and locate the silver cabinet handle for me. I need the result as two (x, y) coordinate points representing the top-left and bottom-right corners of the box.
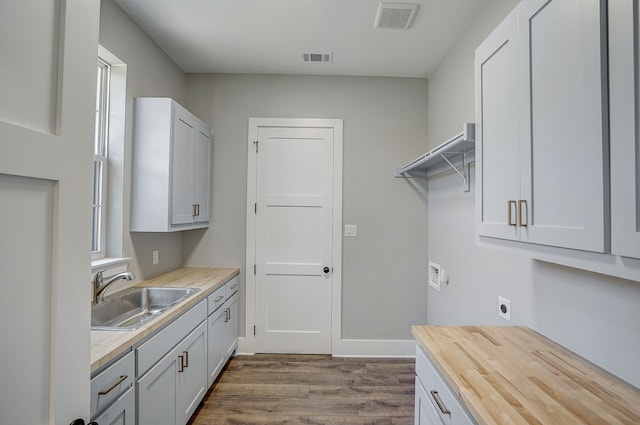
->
(98, 375), (128, 396)
(430, 390), (451, 415)
(518, 199), (528, 227)
(507, 200), (517, 226)
(214, 295), (224, 302)
(178, 355), (184, 372)
(183, 351), (189, 368)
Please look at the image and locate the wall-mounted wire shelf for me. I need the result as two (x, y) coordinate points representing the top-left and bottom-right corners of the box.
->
(394, 123), (475, 191)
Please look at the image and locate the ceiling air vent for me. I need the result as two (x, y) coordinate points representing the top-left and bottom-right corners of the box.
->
(302, 52), (333, 63)
(374, 2), (420, 29)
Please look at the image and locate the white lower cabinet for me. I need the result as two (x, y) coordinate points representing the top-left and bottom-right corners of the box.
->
(176, 321), (208, 424)
(206, 302), (227, 387)
(415, 345), (475, 425)
(91, 351), (135, 425)
(138, 321), (207, 425)
(224, 291), (238, 359)
(93, 387), (135, 425)
(415, 378), (445, 425)
(206, 277), (239, 387)
(136, 299), (208, 425)
(95, 278), (240, 425)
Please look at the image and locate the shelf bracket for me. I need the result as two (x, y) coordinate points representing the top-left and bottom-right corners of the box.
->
(439, 151), (471, 192)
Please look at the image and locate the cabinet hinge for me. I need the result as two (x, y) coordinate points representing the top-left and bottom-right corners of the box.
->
(253, 325), (256, 336)
(255, 202), (257, 214)
(254, 140), (259, 153)
(253, 264), (256, 275)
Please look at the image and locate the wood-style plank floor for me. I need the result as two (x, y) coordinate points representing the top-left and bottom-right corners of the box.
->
(188, 354), (415, 425)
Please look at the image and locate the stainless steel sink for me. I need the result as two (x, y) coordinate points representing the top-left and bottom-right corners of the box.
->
(91, 286), (200, 331)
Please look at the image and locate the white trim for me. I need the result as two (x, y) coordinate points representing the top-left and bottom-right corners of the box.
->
(245, 118), (343, 355)
(238, 337), (416, 358)
(236, 337), (252, 355)
(91, 257), (132, 273)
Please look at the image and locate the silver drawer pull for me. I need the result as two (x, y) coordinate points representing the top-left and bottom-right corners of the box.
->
(98, 375), (128, 396)
(214, 295), (224, 302)
(430, 390), (451, 415)
(230, 284), (237, 289)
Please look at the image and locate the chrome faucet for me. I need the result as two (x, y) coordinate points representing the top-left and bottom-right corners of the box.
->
(93, 271), (135, 304)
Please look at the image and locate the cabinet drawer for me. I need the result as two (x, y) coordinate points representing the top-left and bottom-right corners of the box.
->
(207, 285), (226, 315)
(415, 345), (475, 425)
(90, 351), (135, 418)
(225, 276), (239, 297)
(92, 386), (135, 425)
(137, 299), (207, 376)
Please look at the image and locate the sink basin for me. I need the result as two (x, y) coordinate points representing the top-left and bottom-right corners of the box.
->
(92, 286), (200, 331)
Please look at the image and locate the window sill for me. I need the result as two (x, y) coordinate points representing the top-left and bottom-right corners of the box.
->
(91, 257), (132, 274)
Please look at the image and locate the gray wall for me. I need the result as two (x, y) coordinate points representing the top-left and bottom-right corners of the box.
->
(183, 74), (429, 340)
(99, 0), (187, 280)
(426, 0), (640, 388)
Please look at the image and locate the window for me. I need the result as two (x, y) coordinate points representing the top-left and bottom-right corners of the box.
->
(92, 58), (110, 259)
(91, 46), (127, 270)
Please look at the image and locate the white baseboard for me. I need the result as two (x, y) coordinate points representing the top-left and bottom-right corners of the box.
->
(332, 339), (415, 357)
(237, 337), (416, 358)
(236, 337), (252, 355)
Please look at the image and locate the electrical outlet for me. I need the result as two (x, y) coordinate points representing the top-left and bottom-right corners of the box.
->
(428, 262), (440, 291)
(152, 250), (159, 265)
(498, 296), (511, 322)
(440, 268), (449, 285)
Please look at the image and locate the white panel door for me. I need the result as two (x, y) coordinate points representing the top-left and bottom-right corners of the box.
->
(0, 1), (99, 424)
(519, 0), (608, 251)
(610, 0), (640, 259)
(254, 124), (335, 354)
(475, 13), (521, 240)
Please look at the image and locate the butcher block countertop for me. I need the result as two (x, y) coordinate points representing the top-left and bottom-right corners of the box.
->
(91, 267), (239, 373)
(412, 326), (640, 425)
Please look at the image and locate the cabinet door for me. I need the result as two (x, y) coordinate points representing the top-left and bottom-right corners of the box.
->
(92, 387), (135, 425)
(193, 126), (211, 224)
(519, 0), (608, 252)
(176, 321), (208, 425)
(475, 13), (522, 241)
(610, 0), (640, 258)
(171, 109), (196, 226)
(207, 306), (226, 387)
(415, 378), (444, 425)
(224, 292), (239, 359)
(137, 353), (178, 425)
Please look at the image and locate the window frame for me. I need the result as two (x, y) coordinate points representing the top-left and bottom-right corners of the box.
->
(92, 58), (111, 260)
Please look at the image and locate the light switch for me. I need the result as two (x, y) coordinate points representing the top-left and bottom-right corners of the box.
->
(344, 224), (357, 237)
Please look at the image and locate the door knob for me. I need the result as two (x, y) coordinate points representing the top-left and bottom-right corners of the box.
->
(323, 266), (330, 274)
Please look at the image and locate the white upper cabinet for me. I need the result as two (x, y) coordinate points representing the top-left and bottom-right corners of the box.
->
(131, 98), (212, 232)
(476, 0), (609, 253)
(610, 0), (640, 259)
(475, 13), (521, 241)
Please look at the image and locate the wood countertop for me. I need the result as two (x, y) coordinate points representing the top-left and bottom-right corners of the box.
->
(91, 267), (239, 373)
(412, 326), (640, 425)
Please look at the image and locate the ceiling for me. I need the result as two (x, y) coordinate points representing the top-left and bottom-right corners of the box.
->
(114, 0), (489, 78)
